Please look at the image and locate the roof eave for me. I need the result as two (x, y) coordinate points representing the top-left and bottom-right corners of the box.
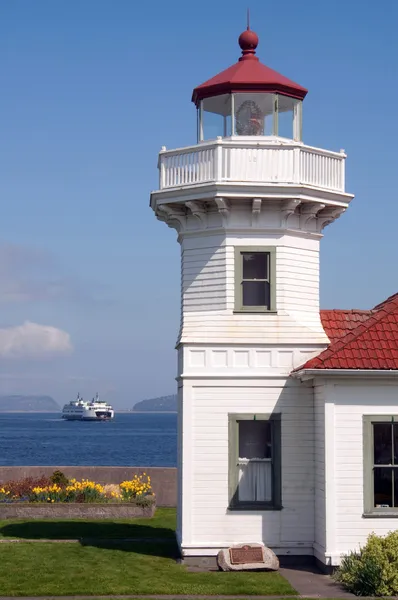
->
(292, 368), (398, 381)
(192, 83), (308, 106)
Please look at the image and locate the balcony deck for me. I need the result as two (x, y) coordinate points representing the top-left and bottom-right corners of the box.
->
(158, 137), (346, 195)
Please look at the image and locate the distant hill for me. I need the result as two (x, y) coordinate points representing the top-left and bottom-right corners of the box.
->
(0, 395), (59, 412)
(133, 394), (177, 412)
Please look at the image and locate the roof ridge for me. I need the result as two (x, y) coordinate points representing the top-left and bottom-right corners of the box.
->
(311, 296), (398, 367)
(373, 292), (398, 311)
(321, 308), (374, 315)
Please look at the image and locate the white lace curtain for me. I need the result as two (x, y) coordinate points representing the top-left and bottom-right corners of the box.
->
(238, 458), (272, 502)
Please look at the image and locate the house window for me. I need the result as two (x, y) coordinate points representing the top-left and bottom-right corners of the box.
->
(228, 414), (281, 510)
(363, 416), (398, 515)
(234, 247), (276, 312)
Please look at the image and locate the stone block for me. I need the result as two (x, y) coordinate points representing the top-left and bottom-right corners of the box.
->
(217, 542), (279, 571)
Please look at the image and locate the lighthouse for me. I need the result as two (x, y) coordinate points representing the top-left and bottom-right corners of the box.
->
(150, 26), (353, 566)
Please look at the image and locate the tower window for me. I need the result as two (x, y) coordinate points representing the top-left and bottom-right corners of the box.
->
(234, 247), (276, 312)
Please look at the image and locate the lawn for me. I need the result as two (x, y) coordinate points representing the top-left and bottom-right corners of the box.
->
(0, 508), (297, 596)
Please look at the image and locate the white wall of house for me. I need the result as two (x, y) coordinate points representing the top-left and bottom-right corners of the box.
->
(319, 378), (398, 566)
(313, 379), (327, 563)
(178, 372), (316, 556)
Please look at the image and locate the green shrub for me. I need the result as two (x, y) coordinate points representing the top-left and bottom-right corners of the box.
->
(50, 470), (69, 487)
(334, 531), (398, 596)
(134, 494), (156, 508)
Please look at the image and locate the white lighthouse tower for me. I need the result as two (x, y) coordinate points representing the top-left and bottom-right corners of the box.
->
(151, 26), (353, 565)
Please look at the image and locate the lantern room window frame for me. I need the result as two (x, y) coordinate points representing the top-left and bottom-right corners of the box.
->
(197, 93), (303, 143)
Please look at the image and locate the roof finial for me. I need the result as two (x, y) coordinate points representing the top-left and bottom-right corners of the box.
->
(238, 12), (259, 61)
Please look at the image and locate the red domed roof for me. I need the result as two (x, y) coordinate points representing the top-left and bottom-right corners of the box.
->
(192, 28), (308, 105)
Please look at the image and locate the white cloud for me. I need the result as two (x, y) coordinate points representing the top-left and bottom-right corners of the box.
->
(0, 321), (72, 359)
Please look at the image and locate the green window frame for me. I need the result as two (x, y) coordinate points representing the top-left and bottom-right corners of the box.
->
(228, 413), (282, 511)
(363, 415), (398, 516)
(234, 247), (276, 313)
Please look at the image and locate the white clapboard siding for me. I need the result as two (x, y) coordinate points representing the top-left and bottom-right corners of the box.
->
(314, 381), (326, 559)
(324, 382), (398, 560)
(182, 242), (228, 312)
(176, 387), (183, 545)
(180, 234), (329, 345)
(179, 380), (315, 550)
(180, 315), (328, 345)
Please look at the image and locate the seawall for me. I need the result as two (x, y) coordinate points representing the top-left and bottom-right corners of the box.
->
(0, 466), (177, 507)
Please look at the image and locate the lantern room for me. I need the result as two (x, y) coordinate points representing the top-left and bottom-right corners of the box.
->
(192, 28), (307, 142)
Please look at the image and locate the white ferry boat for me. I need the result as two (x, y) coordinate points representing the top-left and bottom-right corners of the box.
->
(62, 393), (115, 421)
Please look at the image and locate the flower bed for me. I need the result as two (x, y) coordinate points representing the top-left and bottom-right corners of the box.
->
(0, 471), (155, 520)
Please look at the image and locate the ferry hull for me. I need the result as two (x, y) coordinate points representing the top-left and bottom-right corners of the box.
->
(62, 412), (114, 421)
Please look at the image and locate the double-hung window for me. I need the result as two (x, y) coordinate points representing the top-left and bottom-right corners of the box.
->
(228, 414), (281, 510)
(234, 247), (276, 312)
(364, 416), (398, 515)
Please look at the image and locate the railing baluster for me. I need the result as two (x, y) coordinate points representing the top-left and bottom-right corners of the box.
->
(158, 142), (345, 191)
(189, 152), (193, 183)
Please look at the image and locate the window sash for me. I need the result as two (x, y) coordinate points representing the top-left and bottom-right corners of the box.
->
(363, 416), (398, 515)
(228, 413), (281, 510)
(241, 252), (270, 283)
(234, 247), (276, 312)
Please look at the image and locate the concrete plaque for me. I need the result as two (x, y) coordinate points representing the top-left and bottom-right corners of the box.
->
(230, 545), (264, 565)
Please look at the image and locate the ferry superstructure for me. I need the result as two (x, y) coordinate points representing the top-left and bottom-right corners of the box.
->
(62, 394), (114, 421)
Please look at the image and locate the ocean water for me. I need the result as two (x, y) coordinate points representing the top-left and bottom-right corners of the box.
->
(0, 412), (177, 467)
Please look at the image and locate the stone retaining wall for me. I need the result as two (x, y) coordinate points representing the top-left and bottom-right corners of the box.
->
(0, 502), (156, 520)
(0, 467), (177, 507)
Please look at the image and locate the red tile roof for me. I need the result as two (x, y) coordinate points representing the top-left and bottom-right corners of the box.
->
(320, 309), (374, 344)
(300, 293), (398, 370)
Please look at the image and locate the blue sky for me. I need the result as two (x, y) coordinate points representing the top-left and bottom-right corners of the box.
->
(0, 0), (397, 408)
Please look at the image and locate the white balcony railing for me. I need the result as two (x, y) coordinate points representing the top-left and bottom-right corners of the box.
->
(158, 138), (346, 193)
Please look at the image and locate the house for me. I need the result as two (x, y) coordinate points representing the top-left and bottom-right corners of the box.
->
(150, 25), (398, 570)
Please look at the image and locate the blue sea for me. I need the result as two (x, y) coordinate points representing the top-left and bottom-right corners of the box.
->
(0, 412), (177, 466)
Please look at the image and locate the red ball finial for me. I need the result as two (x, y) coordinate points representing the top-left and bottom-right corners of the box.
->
(238, 29), (259, 52)
(238, 10), (259, 61)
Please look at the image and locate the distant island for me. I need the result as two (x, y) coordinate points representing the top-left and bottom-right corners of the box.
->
(0, 395), (59, 412)
(133, 394), (177, 412)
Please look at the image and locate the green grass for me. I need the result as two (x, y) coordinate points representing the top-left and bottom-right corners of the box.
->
(0, 509), (297, 596)
(0, 541), (296, 596)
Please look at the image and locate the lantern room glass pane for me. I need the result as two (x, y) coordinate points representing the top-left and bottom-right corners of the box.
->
(234, 93), (274, 136)
(200, 94), (232, 141)
(198, 93), (303, 141)
(277, 95), (302, 141)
